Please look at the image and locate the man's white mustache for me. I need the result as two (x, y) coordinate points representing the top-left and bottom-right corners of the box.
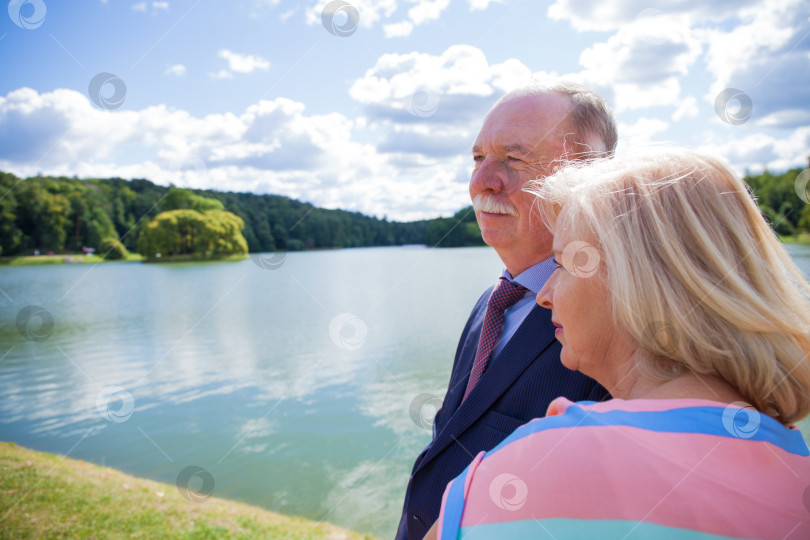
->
(472, 194), (518, 216)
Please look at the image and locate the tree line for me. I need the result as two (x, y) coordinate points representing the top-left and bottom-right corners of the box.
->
(0, 163), (806, 258)
(0, 171), (477, 257)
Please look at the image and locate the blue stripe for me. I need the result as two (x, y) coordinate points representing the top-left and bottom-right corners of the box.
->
(487, 401), (809, 457)
(459, 518), (744, 539)
(440, 467), (468, 540)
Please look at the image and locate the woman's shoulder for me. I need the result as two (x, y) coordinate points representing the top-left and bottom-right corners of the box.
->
(491, 397), (808, 458)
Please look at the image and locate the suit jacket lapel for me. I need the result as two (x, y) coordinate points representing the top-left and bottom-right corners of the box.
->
(414, 304), (556, 473)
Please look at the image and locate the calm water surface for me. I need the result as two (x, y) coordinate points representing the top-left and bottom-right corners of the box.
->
(1, 244), (809, 538)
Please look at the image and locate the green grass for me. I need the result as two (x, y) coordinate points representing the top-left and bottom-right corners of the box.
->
(780, 232), (810, 245)
(0, 253), (144, 266)
(0, 442), (375, 540)
(142, 254), (248, 264)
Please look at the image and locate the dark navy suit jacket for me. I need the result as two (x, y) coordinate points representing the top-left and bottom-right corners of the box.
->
(395, 286), (609, 539)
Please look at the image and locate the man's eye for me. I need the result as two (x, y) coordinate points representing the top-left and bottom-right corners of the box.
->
(506, 155), (523, 162)
(473, 155), (484, 162)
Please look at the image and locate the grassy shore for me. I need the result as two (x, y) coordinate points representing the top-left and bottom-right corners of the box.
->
(0, 253), (144, 266)
(780, 232), (810, 245)
(0, 442), (375, 539)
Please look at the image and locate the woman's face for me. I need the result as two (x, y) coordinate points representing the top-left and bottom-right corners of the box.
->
(536, 220), (637, 391)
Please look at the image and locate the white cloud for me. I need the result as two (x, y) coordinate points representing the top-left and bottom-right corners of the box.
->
(165, 64), (186, 77)
(383, 21), (413, 38)
(0, 87), (470, 221)
(696, 126), (810, 176)
(550, 0), (809, 128)
(407, 0), (449, 25)
(616, 117), (670, 152)
(671, 96), (698, 122)
(350, 45), (534, 125)
(468, 0), (503, 10)
(218, 50), (271, 74)
(568, 18), (701, 113)
(131, 1), (169, 14)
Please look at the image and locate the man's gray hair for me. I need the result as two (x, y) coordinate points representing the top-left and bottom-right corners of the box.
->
(503, 79), (618, 158)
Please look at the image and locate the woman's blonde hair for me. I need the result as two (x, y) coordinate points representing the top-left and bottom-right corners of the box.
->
(528, 147), (810, 424)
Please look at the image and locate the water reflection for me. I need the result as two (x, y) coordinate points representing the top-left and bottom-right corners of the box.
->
(1, 244), (808, 538)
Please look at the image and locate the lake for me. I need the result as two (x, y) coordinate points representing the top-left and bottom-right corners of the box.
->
(2, 244), (810, 538)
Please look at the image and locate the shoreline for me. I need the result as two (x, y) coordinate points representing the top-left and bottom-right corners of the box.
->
(0, 441), (375, 539)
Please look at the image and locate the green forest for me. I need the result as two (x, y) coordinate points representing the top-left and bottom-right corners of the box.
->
(0, 164), (807, 259)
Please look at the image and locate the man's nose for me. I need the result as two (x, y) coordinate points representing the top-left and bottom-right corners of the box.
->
(471, 157), (505, 193)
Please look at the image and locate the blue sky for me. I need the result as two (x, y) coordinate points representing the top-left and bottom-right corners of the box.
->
(1, 0), (808, 220)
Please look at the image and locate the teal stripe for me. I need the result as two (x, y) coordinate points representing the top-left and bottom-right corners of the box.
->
(487, 402), (809, 457)
(458, 518), (743, 539)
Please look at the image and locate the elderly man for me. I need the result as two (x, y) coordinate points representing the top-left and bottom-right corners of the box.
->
(396, 80), (617, 540)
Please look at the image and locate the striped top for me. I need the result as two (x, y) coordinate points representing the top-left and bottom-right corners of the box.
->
(437, 398), (810, 539)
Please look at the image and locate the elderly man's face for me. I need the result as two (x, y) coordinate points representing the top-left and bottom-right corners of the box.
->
(470, 93), (573, 275)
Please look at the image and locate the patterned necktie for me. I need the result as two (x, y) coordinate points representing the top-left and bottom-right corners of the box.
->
(462, 277), (527, 402)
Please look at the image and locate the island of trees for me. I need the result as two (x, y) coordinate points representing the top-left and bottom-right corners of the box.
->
(0, 163), (807, 260)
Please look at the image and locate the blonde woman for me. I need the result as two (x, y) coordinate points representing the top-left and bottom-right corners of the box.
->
(426, 148), (810, 539)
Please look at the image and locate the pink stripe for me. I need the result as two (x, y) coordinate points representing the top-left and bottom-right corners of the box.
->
(563, 397), (747, 414)
(459, 425), (810, 539)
